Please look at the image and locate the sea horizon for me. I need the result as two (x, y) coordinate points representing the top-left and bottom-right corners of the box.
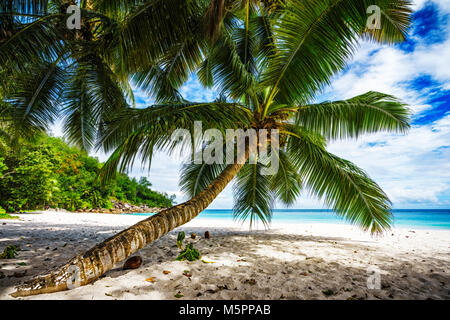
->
(125, 208), (450, 230)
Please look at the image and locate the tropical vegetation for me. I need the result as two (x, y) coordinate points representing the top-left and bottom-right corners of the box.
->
(0, 133), (174, 212)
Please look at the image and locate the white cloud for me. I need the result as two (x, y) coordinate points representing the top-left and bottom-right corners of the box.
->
(324, 113), (450, 207)
(325, 35), (450, 116)
(322, 0), (450, 117)
(179, 76), (216, 102)
(412, 0), (450, 11)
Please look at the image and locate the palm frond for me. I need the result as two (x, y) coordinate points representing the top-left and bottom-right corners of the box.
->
(118, 0), (205, 73)
(180, 158), (228, 198)
(295, 91), (410, 140)
(250, 9), (277, 73)
(132, 37), (205, 103)
(361, 0), (412, 44)
(260, 0), (411, 106)
(0, 13), (65, 72)
(7, 60), (64, 138)
(197, 35), (256, 99)
(99, 101), (250, 182)
(269, 149), (302, 206)
(62, 54), (129, 151)
(91, 0), (144, 18)
(233, 23), (257, 76)
(286, 125), (392, 233)
(233, 160), (274, 228)
(197, 52), (215, 88)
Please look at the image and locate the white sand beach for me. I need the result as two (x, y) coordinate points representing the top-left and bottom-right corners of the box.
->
(0, 211), (449, 300)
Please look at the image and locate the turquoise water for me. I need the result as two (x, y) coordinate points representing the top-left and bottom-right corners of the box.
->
(125, 209), (450, 230)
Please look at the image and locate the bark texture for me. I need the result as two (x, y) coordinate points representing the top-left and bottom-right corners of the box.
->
(11, 160), (245, 297)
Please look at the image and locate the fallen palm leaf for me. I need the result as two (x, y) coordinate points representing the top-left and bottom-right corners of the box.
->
(201, 259), (215, 264)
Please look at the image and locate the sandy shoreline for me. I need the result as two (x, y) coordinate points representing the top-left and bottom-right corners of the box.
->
(0, 211), (449, 300)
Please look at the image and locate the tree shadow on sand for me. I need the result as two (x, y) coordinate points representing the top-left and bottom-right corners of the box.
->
(1, 224), (449, 300)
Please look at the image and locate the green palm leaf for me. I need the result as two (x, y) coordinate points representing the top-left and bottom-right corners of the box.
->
(118, 0), (205, 72)
(260, 0), (411, 106)
(269, 149), (302, 206)
(233, 160), (274, 228)
(0, 13), (65, 72)
(198, 35), (256, 99)
(99, 101), (250, 181)
(180, 158), (228, 198)
(62, 55), (128, 151)
(250, 9), (277, 72)
(7, 61), (64, 137)
(132, 37), (205, 103)
(286, 126), (392, 233)
(296, 91), (410, 140)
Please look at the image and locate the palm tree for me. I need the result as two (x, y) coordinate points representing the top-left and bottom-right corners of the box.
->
(6, 0), (412, 297)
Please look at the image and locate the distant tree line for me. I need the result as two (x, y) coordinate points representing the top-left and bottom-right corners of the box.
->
(0, 134), (175, 213)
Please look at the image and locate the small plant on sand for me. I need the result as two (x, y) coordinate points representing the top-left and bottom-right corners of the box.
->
(176, 244), (201, 262)
(0, 245), (19, 259)
(175, 231), (201, 261)
(0, 213), (19, 220)
(177, 231), (185, 249)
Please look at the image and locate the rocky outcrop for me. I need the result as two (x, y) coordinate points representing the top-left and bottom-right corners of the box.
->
(74, 200), (166, 214)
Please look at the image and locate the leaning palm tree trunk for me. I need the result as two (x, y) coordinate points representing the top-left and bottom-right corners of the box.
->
(11, 160), (246, 297)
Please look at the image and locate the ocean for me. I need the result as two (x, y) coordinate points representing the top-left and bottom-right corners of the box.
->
(126, 209), (450, 230)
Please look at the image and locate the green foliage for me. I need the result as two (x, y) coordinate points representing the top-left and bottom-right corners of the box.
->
(0, 245), (19, 259)
(0, 157), (6, 176)
(322, 289), (334, 296)
(175, 230), (200, 261)
(176, 243), (201, 262)
(233, 161), (274, 228)
(0, 213), (19, 219)
(295, 92), (410, 140)
(177, 231), (186, 249)
(0, 133), (174, 212)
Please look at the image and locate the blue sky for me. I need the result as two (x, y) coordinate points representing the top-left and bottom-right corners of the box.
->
(53, 0), (450, 209)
